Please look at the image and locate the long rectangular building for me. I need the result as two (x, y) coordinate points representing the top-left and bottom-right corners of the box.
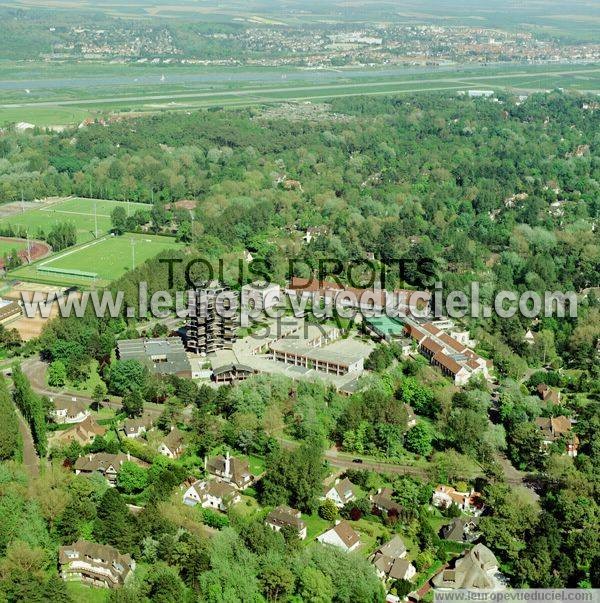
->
(269, 324), (370, 376)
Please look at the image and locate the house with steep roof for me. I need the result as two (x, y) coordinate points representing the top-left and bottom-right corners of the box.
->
(440, 517), (480, 542)
(205, 451), (253, 490)
(316, 520), (360, 552)
(535, 416), (578, 457)
(370, 534), (416, 582)
(121, 415), (153, 439)
(54, 416), (106, 447)
(50, 398), (90, 424)
(536, 383), (561, 405)
(265, 505), (307, 540)
(157, 427), (186, 459)
(321, 477), (358, 508)
(432, 543), (505, 591)
(370, 487), (403, 516)
(182, 479), (240, 511)
(432, 485), (483, 515)
(59, 540), (135, 588)
(74, 453), (149, 486)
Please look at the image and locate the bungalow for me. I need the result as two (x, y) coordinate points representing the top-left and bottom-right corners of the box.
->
(157, 427), (186, 459)
(370, 535), (416, 582)
(54, 416), (106, 447)
(74, 453), (149, 486)
(59, 540), (135, 588)
(50, 398), (90, 424)
(205, 451), (253, 490)
(535, 416), (579, 457)
(182, 479), (240, 511)
(321, 477), (358, 508)
(316, 520), (360, 552)
(432, 485), (483, 515)
(370, 487), (403, 517)
(265, 505), (307, 540)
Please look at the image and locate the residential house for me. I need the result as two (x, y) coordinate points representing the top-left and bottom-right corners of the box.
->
(74, 453), (149, 486)
(54, 416), (106, 446)
(316, 520), (360, 552)
(536, 383), (561, 405)
(205, 451), (253, 490)
(50, 399), (90, 424)
(370, 487), (403, 517)
(535, 416), (579, 457)
(370, 535), (416, 582)
(440, 517), (480, 542)
(58, 540), (135, 588)
(157, 427), (186, 459)
(432, 485), (483, 515)
(182, 479), (240, 511)
(432, 543), (505, 591)
(321, 478), (357, 508)
(265, 505), (307, 540)
(121, 415), (153, 439)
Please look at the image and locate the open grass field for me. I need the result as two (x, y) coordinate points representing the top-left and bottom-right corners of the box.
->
(9, 232), (183, 287)
(0, 197), (151, 244)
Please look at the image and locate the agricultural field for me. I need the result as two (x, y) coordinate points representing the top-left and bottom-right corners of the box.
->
(9, 233), (183, 287)
(0, 197), (151, 244)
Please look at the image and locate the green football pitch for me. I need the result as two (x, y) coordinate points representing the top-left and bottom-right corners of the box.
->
(10, 233), (183, 286)
(0, 197), (151, 244)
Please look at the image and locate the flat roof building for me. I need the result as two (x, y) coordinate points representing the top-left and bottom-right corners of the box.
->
(269, 325), (370, 376)
(117, 337), (191, 378)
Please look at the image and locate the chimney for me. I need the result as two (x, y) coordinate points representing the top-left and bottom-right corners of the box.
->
(204, 455), (207, 471)
(225, 450), (231, 476)
(127, 452), (131, 461)
(335, 519), (341, 526)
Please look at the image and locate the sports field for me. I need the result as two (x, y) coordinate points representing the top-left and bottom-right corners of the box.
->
(0, 197), (151, 243)
(0, 239), (27, 256)
(10, 233), (183, 287)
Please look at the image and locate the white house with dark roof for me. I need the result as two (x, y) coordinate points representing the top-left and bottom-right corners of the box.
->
(59, 540), (135, 588)
(265, 505), (307, 540)
(182, 479), (240, 511)
(50, 398), (90, 424)
(205, 451), (253, 490)
(316, 520), (360, 552)
(321, 477), (358, 508)
(157, 427), (186, 459)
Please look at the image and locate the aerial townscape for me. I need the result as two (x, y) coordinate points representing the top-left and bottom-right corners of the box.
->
(0, 0), (598, 602)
